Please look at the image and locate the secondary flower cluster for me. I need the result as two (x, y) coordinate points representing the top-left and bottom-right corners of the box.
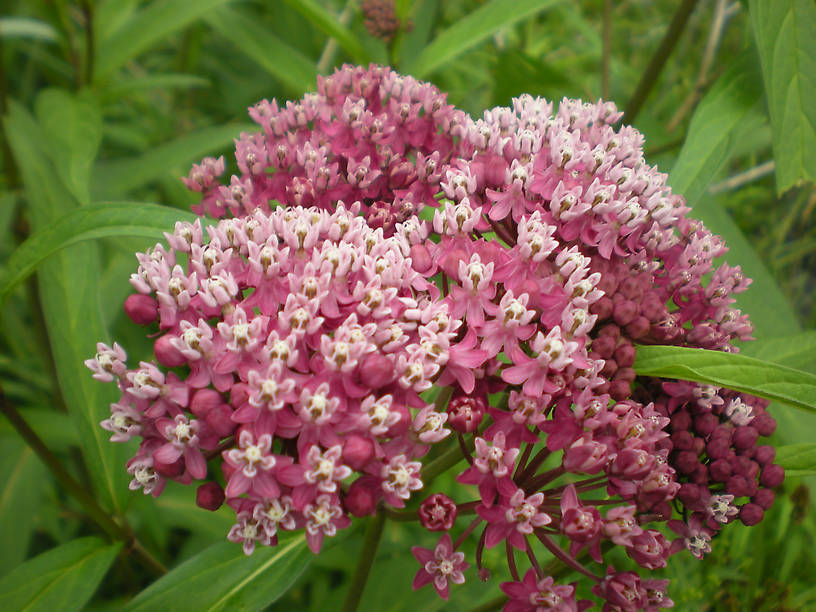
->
(88, 65), (784, 611)
(87, 203), (473, 553)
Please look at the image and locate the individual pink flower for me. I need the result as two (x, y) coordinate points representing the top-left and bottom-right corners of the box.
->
(411, 534), (468, 600)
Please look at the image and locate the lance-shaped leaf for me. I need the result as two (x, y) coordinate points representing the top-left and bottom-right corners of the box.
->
(204, 8), (317, 95)
(0, 537), (121, 612)
(93, 123), (254, 198)
(749, 0), (816, 194)
(94, 0), (234, 81)
(124, 536), (311, 611)
(634, 345), (816, 414)
(670, 52), (764, 209)
(775, 444), (816, 477)
(407, 0), (562, 78)
(281, 0), (369, 64)
(0, 202), (197, 304)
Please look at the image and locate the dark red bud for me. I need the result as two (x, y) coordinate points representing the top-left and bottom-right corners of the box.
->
(153, 456), (185, 478)
(753, 445), (775, 466)
(205, 404), (235, 438)
(592, 334), (618, 359)
(418, 493), (458, 531)
(675, 450), (699, 474)
(614, 343), (636, 368)
(625, 316), (651, 339)
(619, 277), (644, 301)
(753, 488), (775, 510)
(752, 412), (776, 437)
(345, 477), (381, 517)
(590, 296), (613, 321)
(609, 379), (631, 401)
(760, 464), (784, 488)
(613, 300), (638, 327)
(709, 459), (732, 482)
(694, 413), (718, 436)
(739, 503), (764, 526)
(447, 395), (486, 433)
(733, 426), (758, 450)
(196, 482), (225, 511)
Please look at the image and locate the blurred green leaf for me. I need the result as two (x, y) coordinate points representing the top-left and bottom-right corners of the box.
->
(634, 345), (816, 414)
(3, 101), (129, 513)
(204, 8), (317, 95)
(490, 49), (573, 106)
(0, 202), (197, 304)
(749, 0), (816, 194)
(124, 536), (311, 612)
(281, 0), (369, 65)
(740, 331), (816, 373)
(0, 17), (58, 42)
(0, 436), (48, 577)
(94, 0), (234, 82)
(34, 89), (102, 205)
(775, 443), (816, 477)
(670, 53), (764, 209)
(0, 537), (121, 612)
(93, 123), (254, 198)
(101, 74), (210, 101)
(407, 0), (562, 78)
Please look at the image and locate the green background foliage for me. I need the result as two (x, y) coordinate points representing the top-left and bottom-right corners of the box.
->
(1, 1), (815, 610)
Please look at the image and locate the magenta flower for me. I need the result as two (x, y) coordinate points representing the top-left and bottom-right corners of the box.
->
(411, 534), (468, 600)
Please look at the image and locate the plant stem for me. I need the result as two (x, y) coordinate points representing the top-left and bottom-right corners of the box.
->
(340, 509), (386, 612)
(316, 0), (358, 74)
(623, 0), (701, 123)
(422, 436), (472, 486)
(0, 383), (166, 575)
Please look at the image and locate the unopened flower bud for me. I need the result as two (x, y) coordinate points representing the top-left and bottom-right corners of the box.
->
(196, 482), (225, 511)
(760, 464), (784, 488)
(154, 334), (186, 367)
(345, 477), (381, 517)
(739, 503), (764, 526)
(753, 445), (775, 465)
(418, 493), (458, 531)
(359, 352), (395, 388)
(733, 426), (758, 450)
(410, 243), (433, 273)
(154, 455), (185, 478)
(753, 488), (775, 510)
(613, 300), (638, 326)
(694, 413), (718, 436)
(614, 343), (636, 368)
(591, 334), (617, 359)
(709, 459), (732, 482)
(625, 316), (650, 339)
(446, 395), (486, 433)
(124, 294), (158, 325)
(343, 434), (375, 470)
(206, 404), (235, 437)
(190, 388), (224, 418)
(752, 412), (776, 436)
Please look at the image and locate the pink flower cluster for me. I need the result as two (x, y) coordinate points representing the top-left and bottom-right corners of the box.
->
(87, 203), (471, 554)
(88, 65), (784, 610)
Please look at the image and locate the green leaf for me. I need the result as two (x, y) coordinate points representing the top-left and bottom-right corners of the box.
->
(0, 202), (197, 304)
(670, 52), (765, 209)
(204, 8), (317, 95)
(775, 443), (816, 477)
(749, 0), (816, 194)
(281, 0), (369, 65)
(92, 123), (254, 198)
(94, 0), (234, 81)
(407, 0), (563, 78)
(633, 345), (816, 414)
(740, 331), (816, 373)
(124, 536), (312, 612)
(0, 436), (48, 577)
(101, 73), (210, 101)
(0, 17), (59, 42)
(0, 537), (121, 612)
(3, 101), (129, 512)
(34, 89), (102, 205)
